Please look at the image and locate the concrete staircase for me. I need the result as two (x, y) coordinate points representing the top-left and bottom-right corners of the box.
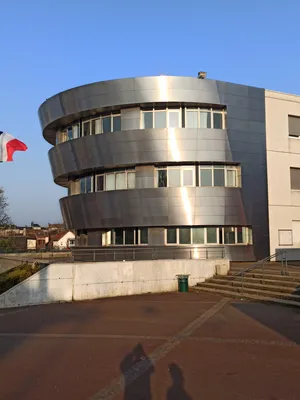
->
(194, 262), (300, 306)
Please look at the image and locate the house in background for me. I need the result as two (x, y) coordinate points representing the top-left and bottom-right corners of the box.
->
(48, 231), (75, 250)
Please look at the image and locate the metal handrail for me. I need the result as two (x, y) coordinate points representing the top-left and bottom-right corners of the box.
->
(71, 246), (226, 262)
(233, 250), (288, 295)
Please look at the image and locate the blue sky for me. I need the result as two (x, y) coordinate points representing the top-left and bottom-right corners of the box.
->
(0, 0), (298, 225)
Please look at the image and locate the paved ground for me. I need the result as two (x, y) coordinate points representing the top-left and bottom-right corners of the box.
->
(0, 292), (299, 400)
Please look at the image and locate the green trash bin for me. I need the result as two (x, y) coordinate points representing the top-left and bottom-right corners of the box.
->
(176, 274), (190, 292)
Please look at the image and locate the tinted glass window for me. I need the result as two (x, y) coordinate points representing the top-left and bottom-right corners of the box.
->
(144, 112), (153, 128)
(200, 169), (212, 186)
(125, 228), (135, 245)
(207, 227), (217, 244)
(83, 121), (90, 136)
(157, 170), (167, 187)
(224, 227), (235, 244)
(115, 229), (123, 245)
(214, 168), (225, 187)
(192, 228), (204, 244)
(179, 228), (191, 244)
(290, 168), (300, 190)
(140, 228), (148, 244)
(67, 127), (73, 141)
(102, 116), (111, 133)
(86, 177), (92, 193)
(80, 178), (86, 193)
(213, 113), (223, 129)
(96, 175), (104, 191)
(237, 227), (244, 244)
(113, 116), (121, 132)
(167, 228), (177, 244)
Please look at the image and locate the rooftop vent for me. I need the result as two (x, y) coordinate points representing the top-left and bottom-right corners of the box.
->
(198, 71), (207, 79)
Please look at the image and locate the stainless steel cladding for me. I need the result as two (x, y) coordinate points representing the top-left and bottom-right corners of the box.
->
(39, 76), (269, 261)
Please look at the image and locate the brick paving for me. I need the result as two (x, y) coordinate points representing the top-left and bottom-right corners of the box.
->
(0, 292), (299, 400)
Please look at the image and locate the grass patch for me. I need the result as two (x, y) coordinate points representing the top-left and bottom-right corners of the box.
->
(0, 263), (41, 295)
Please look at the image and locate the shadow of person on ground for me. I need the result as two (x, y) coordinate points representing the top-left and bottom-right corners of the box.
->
(167, 363), (192, 400)
(120, 343), (154, 400)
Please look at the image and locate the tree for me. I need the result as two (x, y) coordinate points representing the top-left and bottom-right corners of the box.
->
(0, 187), (11, 226)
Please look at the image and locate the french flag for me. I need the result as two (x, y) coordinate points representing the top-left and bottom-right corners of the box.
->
(0, 132), (27, 162)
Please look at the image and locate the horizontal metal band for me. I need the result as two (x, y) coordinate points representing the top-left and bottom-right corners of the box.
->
(49, 128), (235, 185)
(38, 76), (265, 144)
(60, 187), (247, 230)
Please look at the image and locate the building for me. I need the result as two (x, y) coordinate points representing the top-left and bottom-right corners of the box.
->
(38, 74), (300, 261)
(48, 231), (75, 250)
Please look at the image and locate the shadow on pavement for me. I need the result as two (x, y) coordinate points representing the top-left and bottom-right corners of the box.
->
(233, 302), (300, 344)
(121, 343), (154, 400)
(167, 363), (192, 400)
(120, 343), (193, 400)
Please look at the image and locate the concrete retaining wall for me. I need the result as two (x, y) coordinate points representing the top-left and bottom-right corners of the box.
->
(0, 259), (229, 308)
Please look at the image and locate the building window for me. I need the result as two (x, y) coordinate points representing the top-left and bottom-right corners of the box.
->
(80, 176), (93, 194)
(96, 170), (135, 192)
(156, 167), (195, 188)
(278, 229), (292, 246)
(139, 228), (148, 244)
(206, 227), (217, 244)
(155, 165), (240, 188)
(82, 113), (121, 136)
(185, 107), (226, 129)
(110, 228), (148, 245)
(56, 124), (80, 144)
(142, 108), (181, 129)
(290, 167), (300, 190)
(199, 165), (240, 188)
(289, 115), (300, 138)
(165, 227), (252, 245)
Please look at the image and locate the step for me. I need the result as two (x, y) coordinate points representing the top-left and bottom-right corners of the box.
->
(207, 278), (300, 294)
(229, 267), (300, 276)
(228, 271), (300, 282)
(212, 276), (300, 288)
(196, 282), (300, 302)
(192, 286), (300, 307)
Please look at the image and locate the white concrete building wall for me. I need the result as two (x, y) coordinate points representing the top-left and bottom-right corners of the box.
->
(0, 259), (228, 308)
(266, 90), (300, 254)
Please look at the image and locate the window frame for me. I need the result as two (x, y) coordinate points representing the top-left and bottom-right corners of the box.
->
(81, 113), (121, 136)
(199, 165), (241, 188)
(184, 107), (226, 129)
(141, 108), (182, 129)
(155, 166), (195, 188)
(165, 226), (252, 245)
(95, 170), (136, 192)
(80, 176), (94, 194)
(290, 167), (300, 191)
(112, 228), (149, 246)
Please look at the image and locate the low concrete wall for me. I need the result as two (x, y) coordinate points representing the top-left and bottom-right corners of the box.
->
(0, 259), (229, 308)
(276, 248), (300, 262)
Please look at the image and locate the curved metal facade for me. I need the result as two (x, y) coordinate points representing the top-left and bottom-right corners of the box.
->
(39, 76), (269, 261)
